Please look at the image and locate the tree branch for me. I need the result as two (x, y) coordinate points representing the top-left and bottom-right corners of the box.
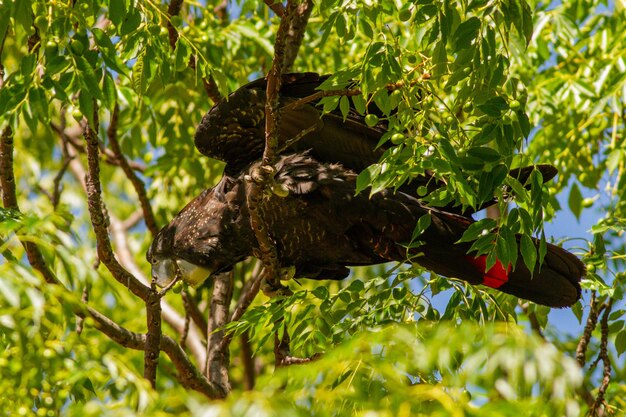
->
(590, 298), (613, 416)
(106, 103), (159, 237)
(144, 289), (162, 388)
(65, 137), (207, 366)
(576, 292), (602, 367)
(182, 289), (209, 339)
(51, 122), (147, 172)
(240, 330), (256, 390)
(282, 0), (313, 72)
(83, 117), (151, 300)
(0, 126), (59, 285)
(247, 0), (313, 290)
(264, 0), (285, 17)
(205, 272), (234, 395)
(85, 306), (222, 398)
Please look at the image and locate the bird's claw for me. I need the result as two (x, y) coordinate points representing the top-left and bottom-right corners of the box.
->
(261, 276), (293, 297)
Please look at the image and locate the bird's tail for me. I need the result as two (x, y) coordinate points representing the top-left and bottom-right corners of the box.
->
(409, 213), (585, 308)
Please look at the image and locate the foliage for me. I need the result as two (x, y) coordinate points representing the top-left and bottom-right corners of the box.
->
(0, 0), (624, 415)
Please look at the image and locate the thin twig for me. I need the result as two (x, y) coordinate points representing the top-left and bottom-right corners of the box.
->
(121, 209), (145, 230)
(214, 0), (229, 21)
(106, 104), (159, 237)
(51, 122), (147, 171)
(274, 316), (321, 367)
(520, 302), (545, 340)
(180, 291), (192, 347)
(167, 0), (184, 49)
(182, 289), (209, 339)
(217, 265), (265, 353)
(76, 283), (90, 335)
(280, 76), (428, 115)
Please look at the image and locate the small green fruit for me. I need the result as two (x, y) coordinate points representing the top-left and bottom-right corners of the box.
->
(170, 15), (183, 27)
(365, 114), (379, 127)
(390, 133), (405, 145)
(45, 40), (59, 56)
(463, 101), (472, 112)
(69, 38), (85, 55)
(72, 108), (83, 122)
(34, 15), (49, 32)
(398, 9), (412, 22)
(509, 99), (521, 109)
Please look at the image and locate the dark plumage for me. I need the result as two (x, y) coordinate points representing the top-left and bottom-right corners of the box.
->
(194, 73), (387, 177)
(194, 72), (557, 212)
(148, 154), (584, 307)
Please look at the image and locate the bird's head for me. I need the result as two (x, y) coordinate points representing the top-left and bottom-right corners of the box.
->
(147, 182), (252, 288)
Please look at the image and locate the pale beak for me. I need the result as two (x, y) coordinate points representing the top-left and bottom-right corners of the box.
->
(151, 258), (177, 287)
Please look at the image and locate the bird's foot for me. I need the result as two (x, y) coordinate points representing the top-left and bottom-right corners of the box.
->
(278, 266), (296, 281)
(261, 276), (293, 297)
(276, 352), (323, 367)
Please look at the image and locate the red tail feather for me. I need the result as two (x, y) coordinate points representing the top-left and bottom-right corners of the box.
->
(466, 255), (512, 289)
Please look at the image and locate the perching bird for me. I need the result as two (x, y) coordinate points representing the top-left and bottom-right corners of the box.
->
(148, 153), (584, 308)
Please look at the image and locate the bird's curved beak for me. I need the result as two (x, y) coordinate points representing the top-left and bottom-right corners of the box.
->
(151, 259), (177, 287)
(151, 258), (213, 288)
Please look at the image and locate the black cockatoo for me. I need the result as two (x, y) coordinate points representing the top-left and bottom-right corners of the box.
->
(148, 153), (584, 307)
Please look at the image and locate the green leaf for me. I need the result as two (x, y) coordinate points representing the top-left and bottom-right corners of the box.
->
(28, 86), (49, 122)
(467, 146), (501, 162)
(568, 182), (583, 220)
(477, 96), (508, 116)
(458, 218), (497, 243)
(453, 17), (481, 50)
(101, 71), (117, 110)
(616, 330), (626, 357)
(132, 49), (146, 94)
(78, 89), (95, 126)
(92, 28), (130, 77)
(352, 94), (366, 115)
(74, 56), (104, 100)
(175, 38), (191, 72)
(312, 286), (329, 300)
(356, 164), (380, 195)
(411, 214), (432, 242)
(109, 0), (127, 28)
(339, 95), (350, 120)
(120, 6), (141, 36)
(520, 234), (537, 274)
